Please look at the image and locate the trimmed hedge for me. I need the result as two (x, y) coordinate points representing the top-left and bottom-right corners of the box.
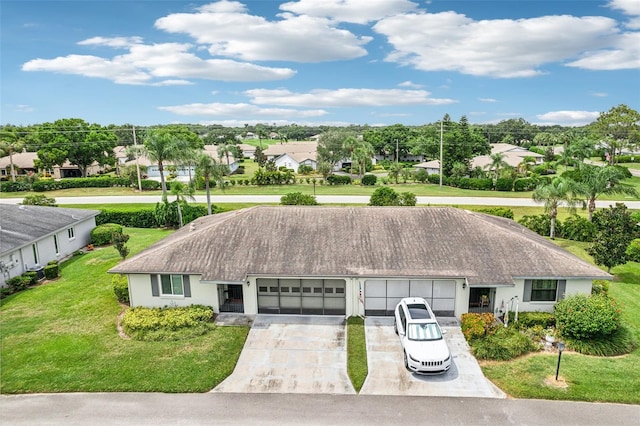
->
(475, 207), (514, 219)
(31, 177), (131, 192)
(554, 294), (620, 340)
(112, 274), (130, 304)
(326, 174), (352, 185)
(0, 181), (31, 193)
(509, 311), (555, 330)
(44, 263), (59, 280)
(361, 174), (377, 186)
(280, 192), (318, 205)
(96, 209), (158, 228)
(495, 178), (514, 191)
(91, 223), (124, 245)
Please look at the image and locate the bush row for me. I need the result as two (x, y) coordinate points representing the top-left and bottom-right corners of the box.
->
(426, 174), (552, 192)
(95, 202), (211, 229)
(518, 214), (596, 242)
(1, 260), (59, 299)
(122, 305), (214, 341)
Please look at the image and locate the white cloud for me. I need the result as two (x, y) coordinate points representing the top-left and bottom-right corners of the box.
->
(566, 32), (640, 70)
(279, 0), (418, 24)
(536, 110), (600, 126)
(154, 2), (371, 62)
(78, 36), (143, 49)
(244, 88), (456, 107)
(374, 12), (621, 77)
(590, 92), (608, 97)
(22, 43), (296, 85)
(608, 0), (640, 29)
(478, 98), (498, 103)
(398, 80), (423, 88)
(158, 102), (328, 118)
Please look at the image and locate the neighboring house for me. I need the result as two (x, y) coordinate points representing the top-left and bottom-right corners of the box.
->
(243, 132), (258, 140)
(0, 205), (99, 286)
(109, 206), (610, 318)
(203, 145), (239, 174)
(415, 144), (543, 175)
(52, 161), (104, 179)
(263, 141), (318, 161)
(237, 143), (256, 160)
(0, 151), (41, 178)
(275, 152), (317, 171)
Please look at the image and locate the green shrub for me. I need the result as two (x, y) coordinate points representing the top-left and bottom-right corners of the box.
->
(625, 239), (640, 263)
(0, 181), (31, 192)
(24, 271), (39, 286)
(461, 313), (496, 341)
(112, 274), (130, 304)
(564, 324), (636, 356)
(21, 194), (58, 207)
(518, 214), (561, 237)
(280, 192), (319, 205)
(43, 264), (59, 280)
(456, 177), (493, 191)
(6, 275), (31, 292)
(361, 174), (377, 186)
(561, 215), (596, 242)
(398, 192), (417, 206)
(140, 179), (161, 191)
(326, 174), (352, 185)
(91, 223), (124, 246)
(591, 279), (610, 295)
(495, 178), (514, 191)
(471, 327), (538, 360)
(513, 177), (539, 192)
(96, 208), (158, 228)
(297, 164), (314, 174)
(475, 207), (514, 219)
(122, 305), (214, 341)
(509, 311), (554, 330)
(554, 294), (620, 340)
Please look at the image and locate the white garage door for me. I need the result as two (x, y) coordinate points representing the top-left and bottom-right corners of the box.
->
(364, 279), (456, 316)
(257, 278), (346, 315)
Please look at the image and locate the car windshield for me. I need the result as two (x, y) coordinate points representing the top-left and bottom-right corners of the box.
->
(407, 322), (442, 341)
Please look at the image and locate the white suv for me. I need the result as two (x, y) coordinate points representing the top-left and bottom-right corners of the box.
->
(394, 297), (451, 374)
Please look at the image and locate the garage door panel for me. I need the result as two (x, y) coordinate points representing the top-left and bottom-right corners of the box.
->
(386, 297), (404, 313)
(433, 280), (456, 298)
(431, 298), (455, 312)
(409, 280), (432, 297)
(386, 280), (409, 297)
(365, 280), (386, 297)
(258, 278), (345, 315)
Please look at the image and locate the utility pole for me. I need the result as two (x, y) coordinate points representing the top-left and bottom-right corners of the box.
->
(395, 139), (398, 164)
(439, 120), (443, 189)
(133, 126), (142, 192)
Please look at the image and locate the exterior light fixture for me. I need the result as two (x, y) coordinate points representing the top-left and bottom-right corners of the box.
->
(555, 342), (565, 381)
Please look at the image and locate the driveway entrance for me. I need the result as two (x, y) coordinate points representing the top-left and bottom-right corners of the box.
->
(212, 315), (355, 394)
(359, 317), (505, 398)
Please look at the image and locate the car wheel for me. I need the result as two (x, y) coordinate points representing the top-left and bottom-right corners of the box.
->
(403, 351), (409, 370)
(394, 320), (398, 335)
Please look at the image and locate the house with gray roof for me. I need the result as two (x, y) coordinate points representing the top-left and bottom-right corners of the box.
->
(109, 206), (610, 318)
(0, 204), (99, 285)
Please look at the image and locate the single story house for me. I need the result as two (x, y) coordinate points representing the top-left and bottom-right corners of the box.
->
(0, 204), (99, 286)
(263, 142), (318, 161)
(109, 207), (610, 318)
(275, 152), (318, 171)
(237, 143), (256, 160)
(0, 151), (42, 179)
(414, 159), (440, 175)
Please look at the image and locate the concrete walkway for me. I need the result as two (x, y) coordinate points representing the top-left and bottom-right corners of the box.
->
(359, 317), (505, 398)
(212, 315), (355, 394)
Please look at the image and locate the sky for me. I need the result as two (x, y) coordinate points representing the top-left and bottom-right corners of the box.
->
(1, 0), (639, 128)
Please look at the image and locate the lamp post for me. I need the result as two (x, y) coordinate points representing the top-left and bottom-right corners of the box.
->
(555, 342), (565, 380)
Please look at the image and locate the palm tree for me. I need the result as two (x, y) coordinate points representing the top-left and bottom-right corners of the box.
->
(342, 135), (358, 175)
(576, 164), (638, 221)
(0, 130), (24, 182)
(195, 152), (225, 215)
(217, 143), (234, 168)
(144, 129), (184, 201)
(517, 155), (536, 177)
(532, 177), (582, 239)
(352, 142), (375, 180)
(169, 181), (195, 228)
(486, 152), (509, 183)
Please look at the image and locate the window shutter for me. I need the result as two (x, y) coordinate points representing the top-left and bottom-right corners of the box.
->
(557, 280), (566, 301)
(151, 275), (159, 297)
(183, 275), (191, 297)
(523, 279), (532, 302)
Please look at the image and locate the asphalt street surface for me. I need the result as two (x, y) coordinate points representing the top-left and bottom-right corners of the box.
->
(2, 393), (639, 425)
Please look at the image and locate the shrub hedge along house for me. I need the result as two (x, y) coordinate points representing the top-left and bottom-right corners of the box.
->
(109, 206), (611, 318)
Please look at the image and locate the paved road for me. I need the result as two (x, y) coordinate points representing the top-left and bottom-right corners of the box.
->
(1, 194), (639, 208)
(2, 393), (639, 425)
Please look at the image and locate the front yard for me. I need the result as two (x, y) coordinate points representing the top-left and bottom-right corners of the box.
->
(0, 228), (249, 393)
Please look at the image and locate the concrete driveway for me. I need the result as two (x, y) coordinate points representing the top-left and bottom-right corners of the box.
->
(213, 315), (355, 394)
(359, 317), (505, 398)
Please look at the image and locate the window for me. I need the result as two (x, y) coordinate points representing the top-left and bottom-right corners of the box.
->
(160, 274), (184, 296)
(68, 228), (75, 239)
(531, 279), (558, 302)
(32, 244), (39, 264)
(54, 235), (60, 255)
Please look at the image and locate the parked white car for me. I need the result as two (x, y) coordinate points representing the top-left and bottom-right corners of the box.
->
(394, 297), (451, 374)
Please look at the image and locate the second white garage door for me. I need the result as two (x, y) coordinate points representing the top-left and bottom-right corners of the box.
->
(364, 279), (456, 316)
(257, 278), (346, 315)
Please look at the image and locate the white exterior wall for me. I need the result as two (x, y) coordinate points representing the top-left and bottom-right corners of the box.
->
(275, 154), (299, 171)
(493, 279), (593, 314)
(127, 273), (220, 310)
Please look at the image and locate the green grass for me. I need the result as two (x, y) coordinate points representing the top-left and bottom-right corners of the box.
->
(347, 316), (368, 392)
(0, 227), (249, 393)
(481, 246), (640, 404)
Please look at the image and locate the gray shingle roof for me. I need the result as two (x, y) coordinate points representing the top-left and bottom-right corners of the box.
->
(109, 206), (611, 285)
(0, 204), (100, 255)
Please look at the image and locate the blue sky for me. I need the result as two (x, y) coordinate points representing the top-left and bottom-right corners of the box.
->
(1, 0), (639, 127)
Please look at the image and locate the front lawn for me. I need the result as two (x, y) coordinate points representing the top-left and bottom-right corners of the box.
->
(481, 249), (640, 404)
(0, 227), (249, 393)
